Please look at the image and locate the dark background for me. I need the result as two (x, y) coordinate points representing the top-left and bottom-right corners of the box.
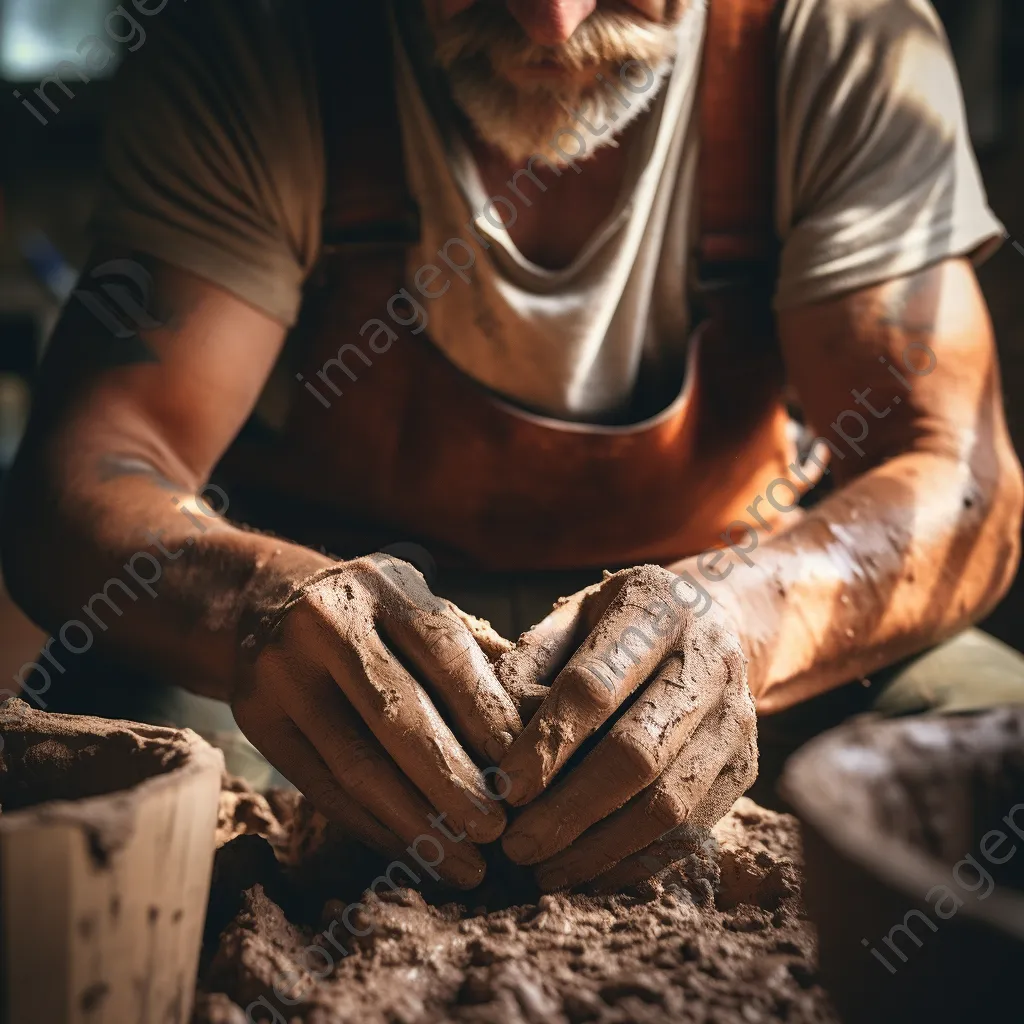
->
(0, 0), (1021, 671)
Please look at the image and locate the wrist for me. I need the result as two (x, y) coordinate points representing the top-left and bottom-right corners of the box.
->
(231, 546), (338, 695)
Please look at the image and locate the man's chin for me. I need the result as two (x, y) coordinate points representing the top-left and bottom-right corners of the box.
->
(454, 84), (635, 168)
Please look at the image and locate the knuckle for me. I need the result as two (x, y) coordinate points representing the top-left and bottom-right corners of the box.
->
(605, 729), (664, 787)
(725, 653), (749, 696)
(726, 743), (759, 794)
(741, 690), (758, 726)
(718, 627), (746, 667)
(340, 738), (381, 774)
(351, 555), (449, 616)
(355, 553), (398, 573)
(354, 554), (408, 590)
(352, 555), (396, 590)
(700, 615), (724, 647)
(564, 662), (621, 712)
(619, 564), (676, 602)
(306, 778), (346, 818)
(740, 733), (759, 774)
(648, 785), (689, 832)
(656, 658), (699, 705)
(301, 573), (370, 623)
(739, 753), (759, 791)
(425, 627), (479, 674)
(724, 683), (758, 731)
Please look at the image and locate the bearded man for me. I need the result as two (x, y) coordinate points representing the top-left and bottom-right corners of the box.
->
(3, 0), (1023, 890)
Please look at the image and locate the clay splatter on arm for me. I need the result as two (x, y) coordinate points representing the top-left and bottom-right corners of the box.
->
(694, 259), (1023, 712)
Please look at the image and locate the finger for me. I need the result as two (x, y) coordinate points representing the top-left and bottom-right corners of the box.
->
(529, 705), (748, 888)
(502, 647), (738, 862)
(433, 601), (548, 723)
(318, 619), (508, 844)
(584, 759), (754, 894)
(501, 566), (698, 805)
(495, 582), (616, 726)
(277, 664), (487, 888)
(373, 561), (523, 762)
(494, 597), (586, 726)
(238, 713), (406, 858)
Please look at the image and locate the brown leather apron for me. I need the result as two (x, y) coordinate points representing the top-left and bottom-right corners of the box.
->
(219, 0), (799, 572)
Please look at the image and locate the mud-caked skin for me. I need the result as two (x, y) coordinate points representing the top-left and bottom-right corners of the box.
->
(235, 559), (755, 892)
(233, 555), (523, 889)
(497, 565), (758, 889)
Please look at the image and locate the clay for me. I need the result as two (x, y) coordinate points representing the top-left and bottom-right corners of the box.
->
(0, 699), (192, 810)
(0, 698), (194, 863)
(0, 701), (223, 1024)
(196, 788), (838, 1023)
(786, 709), (1024, 891)
(782, 708), (1024, 1024)
(216, 773), (289, 848)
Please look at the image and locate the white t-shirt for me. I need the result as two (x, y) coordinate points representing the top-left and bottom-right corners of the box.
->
(93, 0), (1005, 425)
(392, 1), (704, 421)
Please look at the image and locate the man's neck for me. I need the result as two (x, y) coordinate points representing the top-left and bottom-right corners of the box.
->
(468, 114), (648, 270)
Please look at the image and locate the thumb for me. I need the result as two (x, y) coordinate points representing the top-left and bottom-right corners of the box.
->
(495, 595), (590, 726)
(495, 572), (632, 722)
(496, 596), (582, 694)
(444, 601), (514, 662)
(496, 574), (616, 691)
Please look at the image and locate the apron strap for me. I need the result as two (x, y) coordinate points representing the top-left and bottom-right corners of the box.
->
(697, 0), (782, 289)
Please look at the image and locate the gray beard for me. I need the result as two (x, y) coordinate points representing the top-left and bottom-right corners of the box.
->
(448, 58), (673, 167)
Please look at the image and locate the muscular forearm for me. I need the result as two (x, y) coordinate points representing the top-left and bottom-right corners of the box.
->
(670, 448), (1023, 714)
(2, 446), (332, 701)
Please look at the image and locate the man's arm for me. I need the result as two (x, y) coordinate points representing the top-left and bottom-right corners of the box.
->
(1, 254), (520, 884)
(1, 253), (325, 694)
(492, 257), (1020, 888)
(677, 258), (1024, 714)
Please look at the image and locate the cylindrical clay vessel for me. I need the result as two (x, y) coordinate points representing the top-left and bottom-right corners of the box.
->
(0, 699), (223, 1024)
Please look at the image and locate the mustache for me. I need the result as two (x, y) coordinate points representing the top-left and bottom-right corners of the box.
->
(433, 2), (680, 76)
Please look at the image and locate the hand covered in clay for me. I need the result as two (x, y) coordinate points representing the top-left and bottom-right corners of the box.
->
(496, 565), (758, 890)
(233, 555), (522, 888)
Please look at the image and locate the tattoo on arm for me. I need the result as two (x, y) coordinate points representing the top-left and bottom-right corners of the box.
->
(96, 454), (183, 492)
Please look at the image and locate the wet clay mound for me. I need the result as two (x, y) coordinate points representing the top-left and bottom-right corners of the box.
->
(196, 792), (838, 1024)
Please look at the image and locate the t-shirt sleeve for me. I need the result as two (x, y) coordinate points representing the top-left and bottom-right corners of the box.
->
(90, 0), (324, 327)
(774, 0), (1004, 310)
